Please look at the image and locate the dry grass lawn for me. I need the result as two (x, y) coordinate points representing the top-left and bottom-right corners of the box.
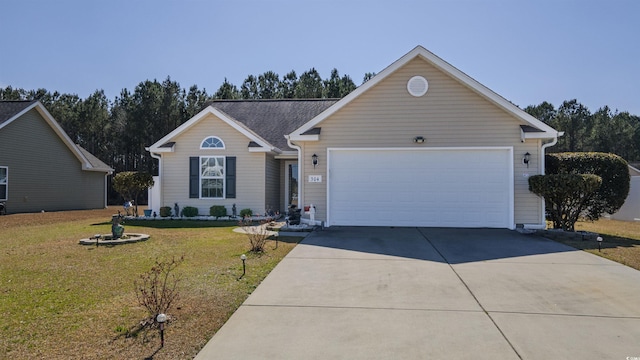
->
(0, 207), (300, 360)
(549, 218), (640, 271)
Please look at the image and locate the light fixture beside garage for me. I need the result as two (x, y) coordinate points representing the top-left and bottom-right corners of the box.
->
(312, 153), (318, 168)
(413, 136), (425, 144)
(523, 152), (531, 167)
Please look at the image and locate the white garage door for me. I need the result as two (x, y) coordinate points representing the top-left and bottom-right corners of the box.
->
(327, 148), (513, 228)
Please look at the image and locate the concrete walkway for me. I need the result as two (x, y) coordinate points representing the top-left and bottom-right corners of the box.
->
(195, 227), (640, 360)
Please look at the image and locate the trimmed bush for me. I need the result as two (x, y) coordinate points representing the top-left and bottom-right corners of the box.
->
(546, 152), (630, 219)
(209, 205), (227, 219)
(529, 173), (602, 231)
(181, 206), (199, 217)
(239, 208), (253, 218)
(159, 206), (172, 217)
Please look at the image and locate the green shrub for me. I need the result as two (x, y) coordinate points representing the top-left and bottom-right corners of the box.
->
(159, 206), (172, 217)
(529, 173), (602, 231)
(181, 206), (199, 217)
(209, 205), (227, 218)
(546, 152), (630, 219)
(239, 208), (253, 218)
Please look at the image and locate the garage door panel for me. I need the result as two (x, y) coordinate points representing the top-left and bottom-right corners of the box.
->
(328, 149), (512, 228)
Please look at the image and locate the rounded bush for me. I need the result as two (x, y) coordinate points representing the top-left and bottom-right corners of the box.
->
(159, 206), (172, 217)
(239, 208), (253, 218)
(181, 206), (199, 217)
(209, 205), (227, 218)
(546, 152), (630, 219)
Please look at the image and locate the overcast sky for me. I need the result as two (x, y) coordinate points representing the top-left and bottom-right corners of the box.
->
(1, 0), (638, 114)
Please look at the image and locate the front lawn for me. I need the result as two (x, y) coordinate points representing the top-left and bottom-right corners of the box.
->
(547, 218), (640, 271)
(0, 207), (300, 359)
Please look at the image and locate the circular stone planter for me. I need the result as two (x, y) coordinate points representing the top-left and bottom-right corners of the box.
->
(79, 233), (150, 246)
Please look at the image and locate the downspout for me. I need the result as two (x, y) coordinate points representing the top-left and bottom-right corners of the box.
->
(104, 172), (110, 209)
(525, 132), (562, 230)
(285, 135), (303, 211)
(150, 151), (162, 213)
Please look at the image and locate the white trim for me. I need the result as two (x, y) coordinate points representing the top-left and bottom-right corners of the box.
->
(290, 46), (558, 139)
(288, 134), (320, 141)
(248, 147), (271, 153)
(200, 136), (225, 149)
(326, 146), (515, 229)
(199, 155), (226, 199)
(148, 106), (277, 153)
(0, 166), (7, 201)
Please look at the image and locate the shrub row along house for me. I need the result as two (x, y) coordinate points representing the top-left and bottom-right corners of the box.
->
(0, 100), (112, 213)
(147, 46), (560, 229)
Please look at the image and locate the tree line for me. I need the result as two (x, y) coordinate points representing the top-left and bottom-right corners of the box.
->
(1, 68), (367, 178)
(2, 71), (639, 202)
(525, 100), (640, 162)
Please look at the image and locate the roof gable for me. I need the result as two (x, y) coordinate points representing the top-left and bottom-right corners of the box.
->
(0, 100), (37, 127)
(0, 100), (113, 173)
(289, 46), (559, 140)
(147, 99), (338, 153)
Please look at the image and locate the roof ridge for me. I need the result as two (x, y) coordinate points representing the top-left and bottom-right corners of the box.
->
(209, 98), (340, 103)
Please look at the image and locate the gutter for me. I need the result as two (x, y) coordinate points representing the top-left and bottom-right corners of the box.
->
(285, 135), (303, 210)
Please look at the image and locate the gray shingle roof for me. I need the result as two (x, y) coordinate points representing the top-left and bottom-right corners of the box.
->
(0, 100), (37, 126)
(207, 99), (339, 151)
(76, 145), (113, 172)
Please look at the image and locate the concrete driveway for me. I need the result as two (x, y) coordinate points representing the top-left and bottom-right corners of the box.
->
(195, 227), (640, 360)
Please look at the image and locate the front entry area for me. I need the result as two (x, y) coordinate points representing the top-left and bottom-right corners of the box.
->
(327, 148), (513, 228)
(284, 160), (299, 211)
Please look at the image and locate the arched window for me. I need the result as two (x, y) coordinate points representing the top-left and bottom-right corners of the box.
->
(200, 136), (225, 149)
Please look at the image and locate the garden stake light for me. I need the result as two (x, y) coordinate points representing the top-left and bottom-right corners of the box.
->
(156, 313), (167, 347)
(597, 236), (603, 252)
(240, 254), (247, 279)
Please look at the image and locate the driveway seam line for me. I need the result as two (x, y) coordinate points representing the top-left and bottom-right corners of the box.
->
(487, 310), (640, 320)
(417, 228), (524, 360)
(242, 304), (485, 313)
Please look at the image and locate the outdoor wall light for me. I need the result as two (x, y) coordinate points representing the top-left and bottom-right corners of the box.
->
(523, 152), (531, 168)
(156, 313), (167, 347)
(413, 136), (425, 144)
(312, 153), (318, 168)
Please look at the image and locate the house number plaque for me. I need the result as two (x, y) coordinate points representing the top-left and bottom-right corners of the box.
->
(308, 175), (322, 183)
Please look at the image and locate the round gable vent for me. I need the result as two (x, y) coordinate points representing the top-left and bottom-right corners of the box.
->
(407, 76), (429, 97)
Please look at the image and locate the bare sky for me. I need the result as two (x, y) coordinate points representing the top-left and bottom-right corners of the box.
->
(2, 0), (638, 114)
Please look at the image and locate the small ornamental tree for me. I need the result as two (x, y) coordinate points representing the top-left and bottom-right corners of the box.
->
(134, 256), (183, 329)
(529, 174), (602, 231)
(112, 172), (154, 216)
(546, 153), (630, 220)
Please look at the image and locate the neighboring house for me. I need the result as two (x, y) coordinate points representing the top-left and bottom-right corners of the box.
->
(0, 100), (113, 214)
(611, 165), (640, 221)
(147, 46), (560, 229)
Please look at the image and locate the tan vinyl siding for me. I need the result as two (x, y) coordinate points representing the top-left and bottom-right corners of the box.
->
(299, 57), (543, 225)
(159, 113), (266, 216)
(264, 154), (280, 214)
(279, 161), (286, 213)
(0, 109), (105, 213)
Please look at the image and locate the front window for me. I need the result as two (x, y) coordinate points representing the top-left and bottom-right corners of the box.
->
(0, 167), (7, 201)
(200, 136), (225, 149)
(201, 157), (224, 198)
